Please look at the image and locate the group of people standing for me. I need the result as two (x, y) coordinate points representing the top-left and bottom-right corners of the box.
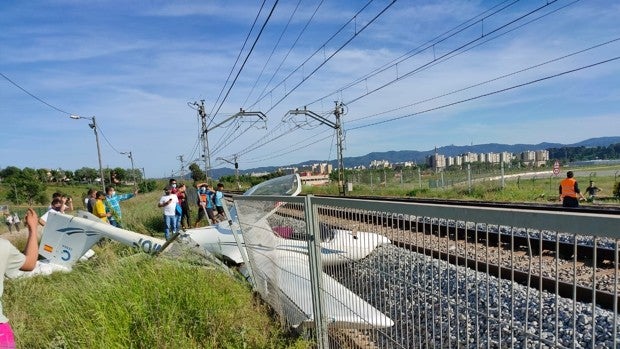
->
(84, 186), (138, 227)
(158, 178), (225, 240)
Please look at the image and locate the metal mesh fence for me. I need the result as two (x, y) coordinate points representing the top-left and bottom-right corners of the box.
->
(233, 195), (619, 348)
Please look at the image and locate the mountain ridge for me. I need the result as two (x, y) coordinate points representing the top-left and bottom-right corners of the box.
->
(210, 136), (620, 178)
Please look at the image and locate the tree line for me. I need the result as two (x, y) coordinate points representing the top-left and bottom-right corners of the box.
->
(548, 143), (620, 162)
(0, 166), (143, 205)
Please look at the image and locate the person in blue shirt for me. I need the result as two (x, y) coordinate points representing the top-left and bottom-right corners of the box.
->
(105, 186), (138, 227)
(214, 183), (226, 221)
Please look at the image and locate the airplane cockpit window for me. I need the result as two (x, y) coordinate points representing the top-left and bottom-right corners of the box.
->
(243, 174), (301, 196)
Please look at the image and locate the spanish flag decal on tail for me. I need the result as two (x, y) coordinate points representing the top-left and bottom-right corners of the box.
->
(43, 244), (53, 253)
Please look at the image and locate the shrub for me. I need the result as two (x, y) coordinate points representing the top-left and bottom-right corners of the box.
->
(138, 180), (157, 193)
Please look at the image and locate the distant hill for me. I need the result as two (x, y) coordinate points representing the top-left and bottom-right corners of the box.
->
(211, 136), (620, 178)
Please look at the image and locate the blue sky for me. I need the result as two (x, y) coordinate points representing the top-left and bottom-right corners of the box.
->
(1, 0), (619, 178)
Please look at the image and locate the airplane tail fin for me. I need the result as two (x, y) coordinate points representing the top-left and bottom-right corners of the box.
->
(38, 211), (167, 271)
(38, 211), (104, 270)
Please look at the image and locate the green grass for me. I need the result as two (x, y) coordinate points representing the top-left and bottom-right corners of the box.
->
(6, 253), (308, 348)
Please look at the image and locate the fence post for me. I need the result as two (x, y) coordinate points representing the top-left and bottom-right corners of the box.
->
(467, 164), (472, 194)
(304, 195), (328, 348)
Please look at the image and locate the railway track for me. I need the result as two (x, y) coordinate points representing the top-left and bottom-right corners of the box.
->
(263, 195), (619, 313)
(315, 195), (619, 265)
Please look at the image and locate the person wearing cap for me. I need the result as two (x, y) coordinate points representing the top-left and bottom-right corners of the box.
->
(559, 171), (585, 208)
(158, 186), (178, 240)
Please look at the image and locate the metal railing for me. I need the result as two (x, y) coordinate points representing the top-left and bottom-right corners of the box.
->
(233, 195), (620, 348)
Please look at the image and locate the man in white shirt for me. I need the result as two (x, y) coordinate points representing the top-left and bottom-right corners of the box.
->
(158, 186), (178, 240)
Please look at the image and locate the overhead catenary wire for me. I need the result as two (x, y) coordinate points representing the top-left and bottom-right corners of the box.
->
(210, 0), (399, 163)
(220, 0), (520, 160)
(195, 1), (396, 167)
(247, 0), (326, 111)
(348, 36), (620, 125)
(209, 0), (280, 124)
(347, 56), (620, 131)
(241, 0), (304, 108)
(232, 0), (585, 165)
(207, 0), (269, 123)
(253, 0), (398, 116)
(320, 0), (571, 108)
(242, 127), (334, 164)
(233, 45), (620, 166)
(304, 0), (521, 108)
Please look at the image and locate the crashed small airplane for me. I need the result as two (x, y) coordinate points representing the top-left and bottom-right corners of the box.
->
(16, 174), (393, 329)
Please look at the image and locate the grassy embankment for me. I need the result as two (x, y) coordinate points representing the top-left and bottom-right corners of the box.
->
(304, 165), (620, 205)
(3, 185), (311, 348)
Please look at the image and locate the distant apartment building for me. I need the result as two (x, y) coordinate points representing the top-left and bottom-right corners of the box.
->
(535, 150), (549, 166)
(445, 156), (462, 167)
(461, 152), (478, 164)
(520, 150), (536, 164)
(427, 153), (446, 172)
(287, 162), (333, 186)
(500, 152), (513, 164)
(446, 157), (455, 167)
(518, 150), (549, 167)
(421, 149), (549, 169)
(250, 171), (271, 177)
(357, 148), (548, 173)
(279, 167), (297, 175)
(392, 161), (416, 169)
(370, 160), (391, 168)
(299, 173), (330, 186)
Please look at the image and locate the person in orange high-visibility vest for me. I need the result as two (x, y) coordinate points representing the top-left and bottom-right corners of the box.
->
(559, 171), (585, 208)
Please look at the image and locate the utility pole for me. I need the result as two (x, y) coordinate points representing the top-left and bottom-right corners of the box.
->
(121, 151), (136, 189)
(71, 115), (105, 191)
(177, 155), (185, 179)
(192, 100), (211, 182)
(286, 101), (346, 196)
(217, 155), (241, 190)
(334, 101), (345, 196)
(191, 99), (267, 184)
(201, 108), (267, 183)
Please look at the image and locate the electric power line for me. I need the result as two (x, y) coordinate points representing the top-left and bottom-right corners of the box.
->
(208, 0), (269, 121)
(348, 56), (620, 131)
(0, 72), (74, 115)
(209, 0), (280, 122)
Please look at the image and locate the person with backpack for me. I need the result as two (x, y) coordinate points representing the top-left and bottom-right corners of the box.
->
(193, 183), (216, 227)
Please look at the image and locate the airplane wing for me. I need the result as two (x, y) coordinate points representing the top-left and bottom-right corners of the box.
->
(250, 248), (393, 329)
